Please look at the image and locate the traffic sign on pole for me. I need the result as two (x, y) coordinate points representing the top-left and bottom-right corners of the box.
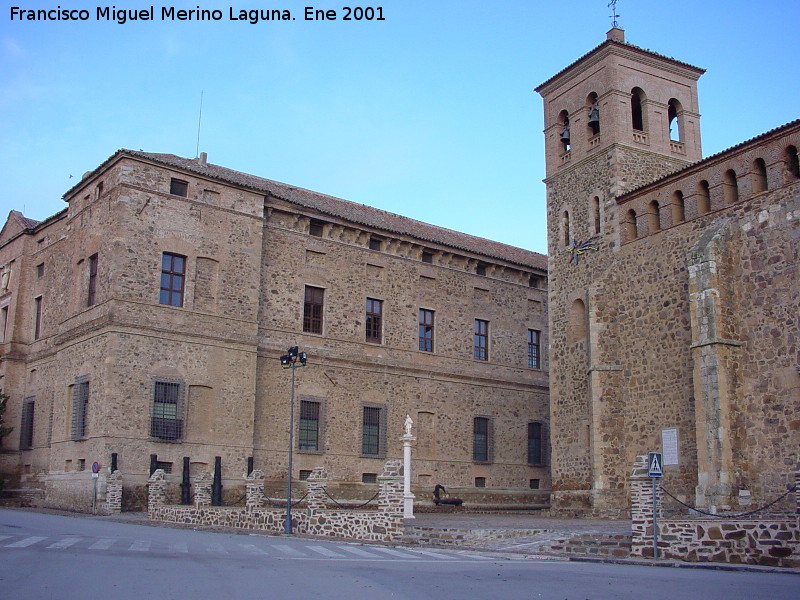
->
(648, 452), (663, 478)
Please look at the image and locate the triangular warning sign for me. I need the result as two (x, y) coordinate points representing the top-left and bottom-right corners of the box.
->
(648, 452), (663, 477)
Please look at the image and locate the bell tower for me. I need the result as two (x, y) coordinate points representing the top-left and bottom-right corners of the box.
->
(535, 29), (705, 515)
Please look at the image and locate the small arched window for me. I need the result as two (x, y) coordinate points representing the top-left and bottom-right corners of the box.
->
(592, 196), (601, 234)
(624, 208), (638, 242)
(568, 299), (587, 344)
(752, 158), (768, 194)
(586, 92), (600, 137)
(723, 169), (739, 203)
(668, 99), (683, 142)
(785, 145), (800, 179)
(648, 200), (661, 233)
(671, 191), (685, 224)
(558, 109), (571, 152)
(631, 87), (646, 131)
(696, 180), (711, 215)
(562, 210), (571, 246)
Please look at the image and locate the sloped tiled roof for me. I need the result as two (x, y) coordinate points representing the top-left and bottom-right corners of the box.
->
(74, 149), (547, 271)
(535, 36), (704, 93)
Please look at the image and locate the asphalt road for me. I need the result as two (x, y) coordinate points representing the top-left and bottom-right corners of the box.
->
(1, 508), (797, 600)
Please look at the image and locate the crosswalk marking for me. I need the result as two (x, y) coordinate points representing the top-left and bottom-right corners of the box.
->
(5, 536), (46, 548)
(47, 537), (83, 549)
(169, 542), (188, 553)
(406, 548), (455, 560)
(336, 545), (378, 558)
(371, 546), (420, 559)
(88, 538), (116, 550)
(0, 535), (12, 543)
(238, 544), (270, 555)
(306, 544), (347, 558)
(272, 544), (305, 557)
(205, 543), (228, 554)
(129, 540), (150, 552)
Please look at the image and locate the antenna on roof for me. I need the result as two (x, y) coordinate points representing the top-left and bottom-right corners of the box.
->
(195, 90), (204, 158)
(608, 0), (620, 28)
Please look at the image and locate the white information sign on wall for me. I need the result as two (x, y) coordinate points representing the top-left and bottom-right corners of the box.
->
(662, 428), (679, 465)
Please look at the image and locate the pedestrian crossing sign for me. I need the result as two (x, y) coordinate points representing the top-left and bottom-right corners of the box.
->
(648, 452), (663, 477)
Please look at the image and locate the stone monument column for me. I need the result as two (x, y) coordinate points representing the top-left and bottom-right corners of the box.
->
(401, 414), (416, 519)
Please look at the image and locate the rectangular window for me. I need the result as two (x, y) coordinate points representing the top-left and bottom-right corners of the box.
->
(473, 416), (491, 462)
(87, 254), (98, 307)
(159, 252), (186, 307)
(476, 263), (487, 276)
(299, 400), (320, 451)
(36, 263), (44, 278)
(421, 250), (434, 264)
(474, 477), (486, 488)
(20, 397), (35, 450)
(369, 236), (383, 251)
(474, 319), (489, 361)
(151, 380), (183, 441)
(2, 306), (8, 342)
(170, 178), (188, 197)
(418, 309), (434, 352)
(303, 286), (324, 334)
(528, 421), (544, 465)
(71, 377), (89, 440)
(365, 298), (383, 343)
(361, 406), (384, 456)
(34, 296), (42, 340)
(309, 219), (325, 237)
(527, 329), (541, 369)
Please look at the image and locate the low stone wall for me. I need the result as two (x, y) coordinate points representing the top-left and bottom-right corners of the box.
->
(147, 461), (405, 542)
(537, 533), (631, 558)
(630, 455), (799, 567)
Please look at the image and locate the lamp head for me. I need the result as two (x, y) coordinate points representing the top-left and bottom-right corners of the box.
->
(299, 352), (307, 365)
(287, 346), (299, 358)
(279, 354), (291, 366)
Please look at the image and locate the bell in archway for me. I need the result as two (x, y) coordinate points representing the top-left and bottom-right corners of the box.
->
(588, 103), (600, 127)
(560, 125), (571, 143)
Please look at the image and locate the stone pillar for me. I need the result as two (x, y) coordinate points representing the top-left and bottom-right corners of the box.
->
(629, 455), (662, 558)
(245, 469), (266, 509)
(401, 415), (416, 519)
(378, 459), (404, 517)
(194, 471), (213, 507)
(103, 470), (123, 514)
(306, 466), (329, 514)
(147, 469), (167, 517)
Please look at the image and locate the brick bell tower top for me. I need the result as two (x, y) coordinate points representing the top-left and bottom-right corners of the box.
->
(535, 28), (705, 182)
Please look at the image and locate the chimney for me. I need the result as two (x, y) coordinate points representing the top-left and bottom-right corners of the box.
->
(198, 152), (208, 166)
(607, 27), (625, 43)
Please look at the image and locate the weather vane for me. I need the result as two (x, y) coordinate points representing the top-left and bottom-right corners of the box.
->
(608, 0), (620, 28)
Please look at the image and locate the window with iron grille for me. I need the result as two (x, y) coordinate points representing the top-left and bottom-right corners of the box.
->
(309, 219), (325, 237)
(20, 397), (35, 450)
(473, 416), (492, 462)
(361, 405), (385, 456)
(528, 421), (546, 466)
(473, 319), (489, 361)
(87, 254), (98, 307)
(365, 298), (383, 343)
(299, 400), (320, 451)
(170, 178), (188, 197)
(418, 309), (434, 352)
(303, 286), (324, 334)
(34, 296), (42, 340)
(151, 380), (184, 441)
(71, 377), (89, 440)
(527, 329), (541, 369)
(159, 253), (186, 307)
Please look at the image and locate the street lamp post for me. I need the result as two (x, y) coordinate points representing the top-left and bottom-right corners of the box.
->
(279, 346), (307, 535)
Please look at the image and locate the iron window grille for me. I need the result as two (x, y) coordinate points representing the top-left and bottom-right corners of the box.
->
(361, 405), (386, 456)
(527, 329), (541, 369)
(170, 178), (188, 197)
(70, 377), (89, 440)
(87, 254), (98, 306)
(20, 397), (35, 450)
(528, 421), (547, 466)
(151, 380), (184, 441)
(473, 416), (492, 463)
(299, 400), (321, 451)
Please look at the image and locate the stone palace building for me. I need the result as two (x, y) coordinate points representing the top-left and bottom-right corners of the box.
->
(0, 149), (550, 510)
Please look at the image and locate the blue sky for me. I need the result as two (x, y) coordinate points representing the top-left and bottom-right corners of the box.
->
(2, 0), (798, 255)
